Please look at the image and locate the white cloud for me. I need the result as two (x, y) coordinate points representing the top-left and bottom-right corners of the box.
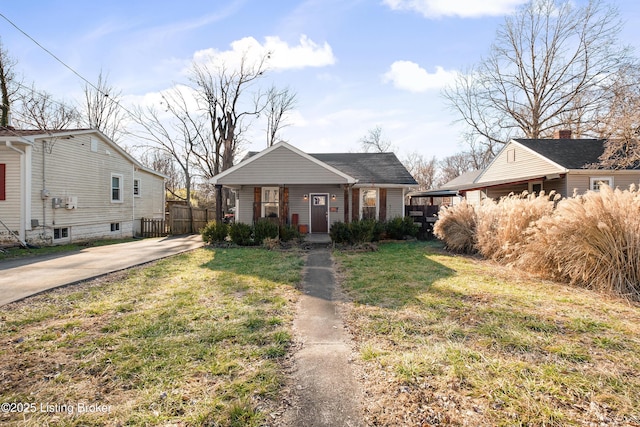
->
(383, 61), (457, 92)
(382, 0), (527, 18)
(191, 35), (335, 72)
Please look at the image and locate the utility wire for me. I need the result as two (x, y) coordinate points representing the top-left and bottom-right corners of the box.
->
(0, 12), (136, 119)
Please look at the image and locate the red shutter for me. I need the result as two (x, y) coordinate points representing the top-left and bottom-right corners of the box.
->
(351, 188), (360, 222)
(0, 164), (5, 201)
(253, 187), (262, 223)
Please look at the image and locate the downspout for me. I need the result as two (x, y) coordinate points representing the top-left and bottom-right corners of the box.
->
(6, 141), (29, 242)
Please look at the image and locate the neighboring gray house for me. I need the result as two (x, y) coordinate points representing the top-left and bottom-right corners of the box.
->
(0, 128), (166, 246)
(210, 142), (417, 234)
(434, 132), (640, 203)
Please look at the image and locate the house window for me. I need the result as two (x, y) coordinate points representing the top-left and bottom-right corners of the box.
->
(507, 149), (516, 163)
(0, 163), (5, 201)
(110, 222), (120, 232)
(133, 179), (140, 197)
(262, 187), (279, 218)
(53, 227), (69, 239)
(590, 177), (613, 191)
(90, 138), (98, 152)
(361, 189), (377, 220)
(111, 174), (123, 202)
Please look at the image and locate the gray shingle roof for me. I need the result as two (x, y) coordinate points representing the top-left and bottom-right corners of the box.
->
(514, 138), (607, 169)
(310, 152), (417, 185)
(242, 150), (417, 185)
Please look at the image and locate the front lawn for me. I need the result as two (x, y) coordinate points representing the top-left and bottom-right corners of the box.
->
(336, 241), (640, 426)
(0, 248), (303, 426)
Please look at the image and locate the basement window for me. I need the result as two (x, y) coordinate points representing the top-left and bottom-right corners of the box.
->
(110, 222), (120, 232)
(53, 227), (69, 240)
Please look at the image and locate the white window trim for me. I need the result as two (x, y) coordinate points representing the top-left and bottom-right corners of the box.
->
(261, 186), (279, 218)
(360, 188), (379, 220)
(590, 176), (613, 191)
(133, 178), (141, 197)
(111, 173), (124, 203)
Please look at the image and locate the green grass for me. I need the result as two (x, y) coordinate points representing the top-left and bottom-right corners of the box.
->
(0, 247), (303, 426)
(336, 241), (640, 426)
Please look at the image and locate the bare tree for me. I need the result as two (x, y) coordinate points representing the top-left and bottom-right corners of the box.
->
(594, 64), (640, 169)
(13, 84), (81, 130)
(265, 85), (297, 147)
(444, 0), (634, 155)
(360, 125), (394, 153)
(131, 87), (204, 207)
(403, 152), (438, 190)
(437, 151), (483, 187)
(189, 51), (269, 219)
(83, 70), (126, 142)
(0, 38), (19, 127)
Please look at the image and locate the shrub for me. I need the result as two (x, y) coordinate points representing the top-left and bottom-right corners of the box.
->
(229, 222), (254, 246)
(201, 221), (228, 244)
(253, 219), (279, 244)
(279, 224), (300, 242)
(385, 216), (419, 240)
(518, 185), (640, 301)
(433, 200), (477, 253)
(330, 221), (352, 244)
(475, 191), (558, 262)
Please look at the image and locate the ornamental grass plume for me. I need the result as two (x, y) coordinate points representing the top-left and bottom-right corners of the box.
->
(518, 185), (640, 301)
(433, 200), (477, 253)
(475, 191), (559, 263)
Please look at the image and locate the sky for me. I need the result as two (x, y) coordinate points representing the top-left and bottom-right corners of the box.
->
(1, 0), (640, 162)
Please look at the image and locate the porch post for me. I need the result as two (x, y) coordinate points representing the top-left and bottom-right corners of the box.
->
(215, 185), (223, 222)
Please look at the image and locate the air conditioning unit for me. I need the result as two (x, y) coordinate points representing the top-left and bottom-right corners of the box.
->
(52, 198), (63, 209)
(64, 196), (78, 210)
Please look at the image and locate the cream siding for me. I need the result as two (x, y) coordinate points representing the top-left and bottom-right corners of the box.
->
(565, 172), (640, 195)
(478, 141), (564, 183)
(385, 187), (405, 219)
(217, 146), (350, 185)
(0, 147), (22, 244)
(24, 132), (164, 245)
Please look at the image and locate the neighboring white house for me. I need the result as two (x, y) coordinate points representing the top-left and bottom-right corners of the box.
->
(0, 128), (166, 246)
(210, 142), (418, 234)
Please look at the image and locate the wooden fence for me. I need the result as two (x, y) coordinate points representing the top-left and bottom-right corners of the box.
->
(141, 205), (216, 238)
(167, 205), (216, 235)
(141, 218), (168, 238)
(405, 205), (440, 240)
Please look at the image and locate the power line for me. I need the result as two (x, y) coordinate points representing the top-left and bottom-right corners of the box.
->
(0, 12), (136, 120)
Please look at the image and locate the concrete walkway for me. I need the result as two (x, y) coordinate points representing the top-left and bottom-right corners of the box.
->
(0, 235), (203, 306)
(281, 248), (363, 427)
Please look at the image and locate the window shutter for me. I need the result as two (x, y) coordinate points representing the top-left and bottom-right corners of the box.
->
(343, 187), (350, 222)
(253, 187), (261, 223)
(379, 188), (387, 221)
(0, 164), (5, 201)
(280, 187), (289, 225)
(351, 188), (359, 221)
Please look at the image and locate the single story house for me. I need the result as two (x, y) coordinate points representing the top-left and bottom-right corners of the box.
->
(432, 131), (640, 203)
(209, 142), (418, 234)
(0, 127), (166, 246)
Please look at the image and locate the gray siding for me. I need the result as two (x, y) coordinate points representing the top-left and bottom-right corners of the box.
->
(218, 146), (350, 185)
(479, 141), (564, 183)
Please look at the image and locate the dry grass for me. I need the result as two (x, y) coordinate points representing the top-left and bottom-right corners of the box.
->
(336, 241), (640, 426)
(519, 185), (640, 300)
(0, 248), (303, 426)
(475, 191), (558, 263)
(433, 200), (477, 254)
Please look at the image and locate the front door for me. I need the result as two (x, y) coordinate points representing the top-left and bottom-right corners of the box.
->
(310, 194), (328, 233)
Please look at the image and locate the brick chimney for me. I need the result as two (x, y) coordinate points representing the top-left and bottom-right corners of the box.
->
(554, 129), (572, 139)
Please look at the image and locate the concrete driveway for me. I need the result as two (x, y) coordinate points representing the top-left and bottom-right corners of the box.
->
(0, 235), (204, 306)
